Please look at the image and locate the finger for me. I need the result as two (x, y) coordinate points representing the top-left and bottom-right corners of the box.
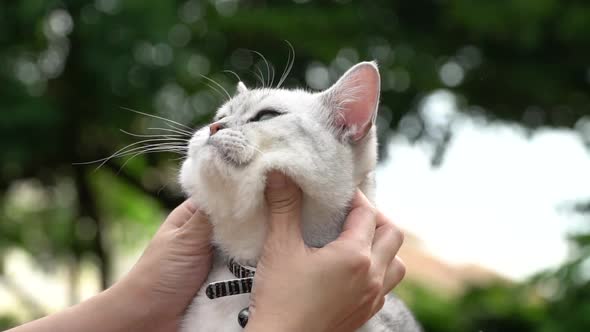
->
(160, 199), (212, 239)
(334, 311), (368, 332)
(372, 296), (386, 317)
(335, 299), (383, 332)
(371, 213), (404, 268)
(337, 190), (377, 249)
(161, 200), (213, 255)
(264, 171), (304, 247)
(163, 199), (199, 229)
(382, 257), (406, 297)
(180, 203), (211, 236)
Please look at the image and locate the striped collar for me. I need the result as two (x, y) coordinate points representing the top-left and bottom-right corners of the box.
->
(205, 258), (256, 300)
(205, 259), (256, 327)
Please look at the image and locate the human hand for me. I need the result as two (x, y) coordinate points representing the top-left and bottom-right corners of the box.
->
(245, 172), (406, 332)
(8, 200), (213, 332)
(109, 199), (213, 331)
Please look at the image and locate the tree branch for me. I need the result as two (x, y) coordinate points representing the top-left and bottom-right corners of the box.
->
(74, 167), (110, 290)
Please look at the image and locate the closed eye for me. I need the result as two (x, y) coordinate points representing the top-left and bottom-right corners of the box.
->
(248, 109), (283, 122)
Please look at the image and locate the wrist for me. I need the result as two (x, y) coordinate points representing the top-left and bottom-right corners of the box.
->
(104, 277), (177, 332)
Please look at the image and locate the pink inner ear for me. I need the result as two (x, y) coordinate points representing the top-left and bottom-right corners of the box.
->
(333, 64), (380, 141)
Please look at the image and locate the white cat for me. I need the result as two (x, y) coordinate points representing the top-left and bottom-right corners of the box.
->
(179, 61), (421, 331)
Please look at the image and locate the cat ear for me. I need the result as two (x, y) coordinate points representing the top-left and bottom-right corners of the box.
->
(236, 81), (248, 94)
(321, 61), (380, 142)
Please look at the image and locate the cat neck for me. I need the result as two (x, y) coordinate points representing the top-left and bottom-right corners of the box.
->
(208, 191), (350, 265)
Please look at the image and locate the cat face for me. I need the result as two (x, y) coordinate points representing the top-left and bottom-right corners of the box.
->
(179, 61), (380, 261)
(182, 88), (327, 172)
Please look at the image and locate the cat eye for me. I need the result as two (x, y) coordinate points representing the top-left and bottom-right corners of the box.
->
(249, 109), (283, 122)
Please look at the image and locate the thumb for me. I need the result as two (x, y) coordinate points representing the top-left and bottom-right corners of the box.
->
(264, 171), (304, 246)
(161, 199), (199, 229)
(180, 202), (211, 238)
(162, 200), (212, 248)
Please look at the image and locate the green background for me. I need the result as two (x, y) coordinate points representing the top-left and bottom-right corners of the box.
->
(1, 0), (589, 330)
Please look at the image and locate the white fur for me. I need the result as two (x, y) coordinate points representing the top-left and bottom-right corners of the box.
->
(178, 62), (418, 331)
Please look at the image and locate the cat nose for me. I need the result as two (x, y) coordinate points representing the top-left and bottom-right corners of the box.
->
(209, 122), (225, 135)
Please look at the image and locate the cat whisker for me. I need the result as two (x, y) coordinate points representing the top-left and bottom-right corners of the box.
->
(114, 146), (187, 164)
(120, 129), (188, 139)
(277, 40), (295, 88)
(250, 69), (265, 88)
(203, 81), (230, 101)
(222, 70), (242, 83)
(113, 146), (186, 166)
(146, 127), (193, 137)
(156, 124), (194, 136)
(146, 128), (192, 137)
(254, 63), (266, 88)
(250, 50), (273, 88)
(243, 142), (263, 155)
(120, 107), (193, 131)
(155, 123), (193, 137)
(200, 75), (231, 101)
(170, 155), (188, 161)
(115, 143), (187, 159)
(111, 142), (188, 160)
(75, 138), (189, 170)
(116, 145), (187, 174)
(156, 164), (185, 196)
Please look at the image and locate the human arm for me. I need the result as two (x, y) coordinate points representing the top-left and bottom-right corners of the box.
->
(8, 199), (213, 332)
(9, 173), (405, 332)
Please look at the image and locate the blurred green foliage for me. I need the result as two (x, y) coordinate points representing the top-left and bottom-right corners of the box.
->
(1, 0), (589, 329)
(0, 315), (19, 330)
(401, 207), (590, 332)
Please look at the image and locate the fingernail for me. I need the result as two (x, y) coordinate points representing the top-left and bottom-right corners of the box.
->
(267, 171), (287, 189)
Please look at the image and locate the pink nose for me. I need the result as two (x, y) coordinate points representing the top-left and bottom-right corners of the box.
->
(209, 122), (225, 135)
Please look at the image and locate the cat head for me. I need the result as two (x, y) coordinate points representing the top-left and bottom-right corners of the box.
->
(179, 61), (380, 261)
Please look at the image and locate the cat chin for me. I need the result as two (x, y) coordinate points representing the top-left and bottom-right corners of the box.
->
(180, 139), (357, 262)
(180, 154), (268, 262)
